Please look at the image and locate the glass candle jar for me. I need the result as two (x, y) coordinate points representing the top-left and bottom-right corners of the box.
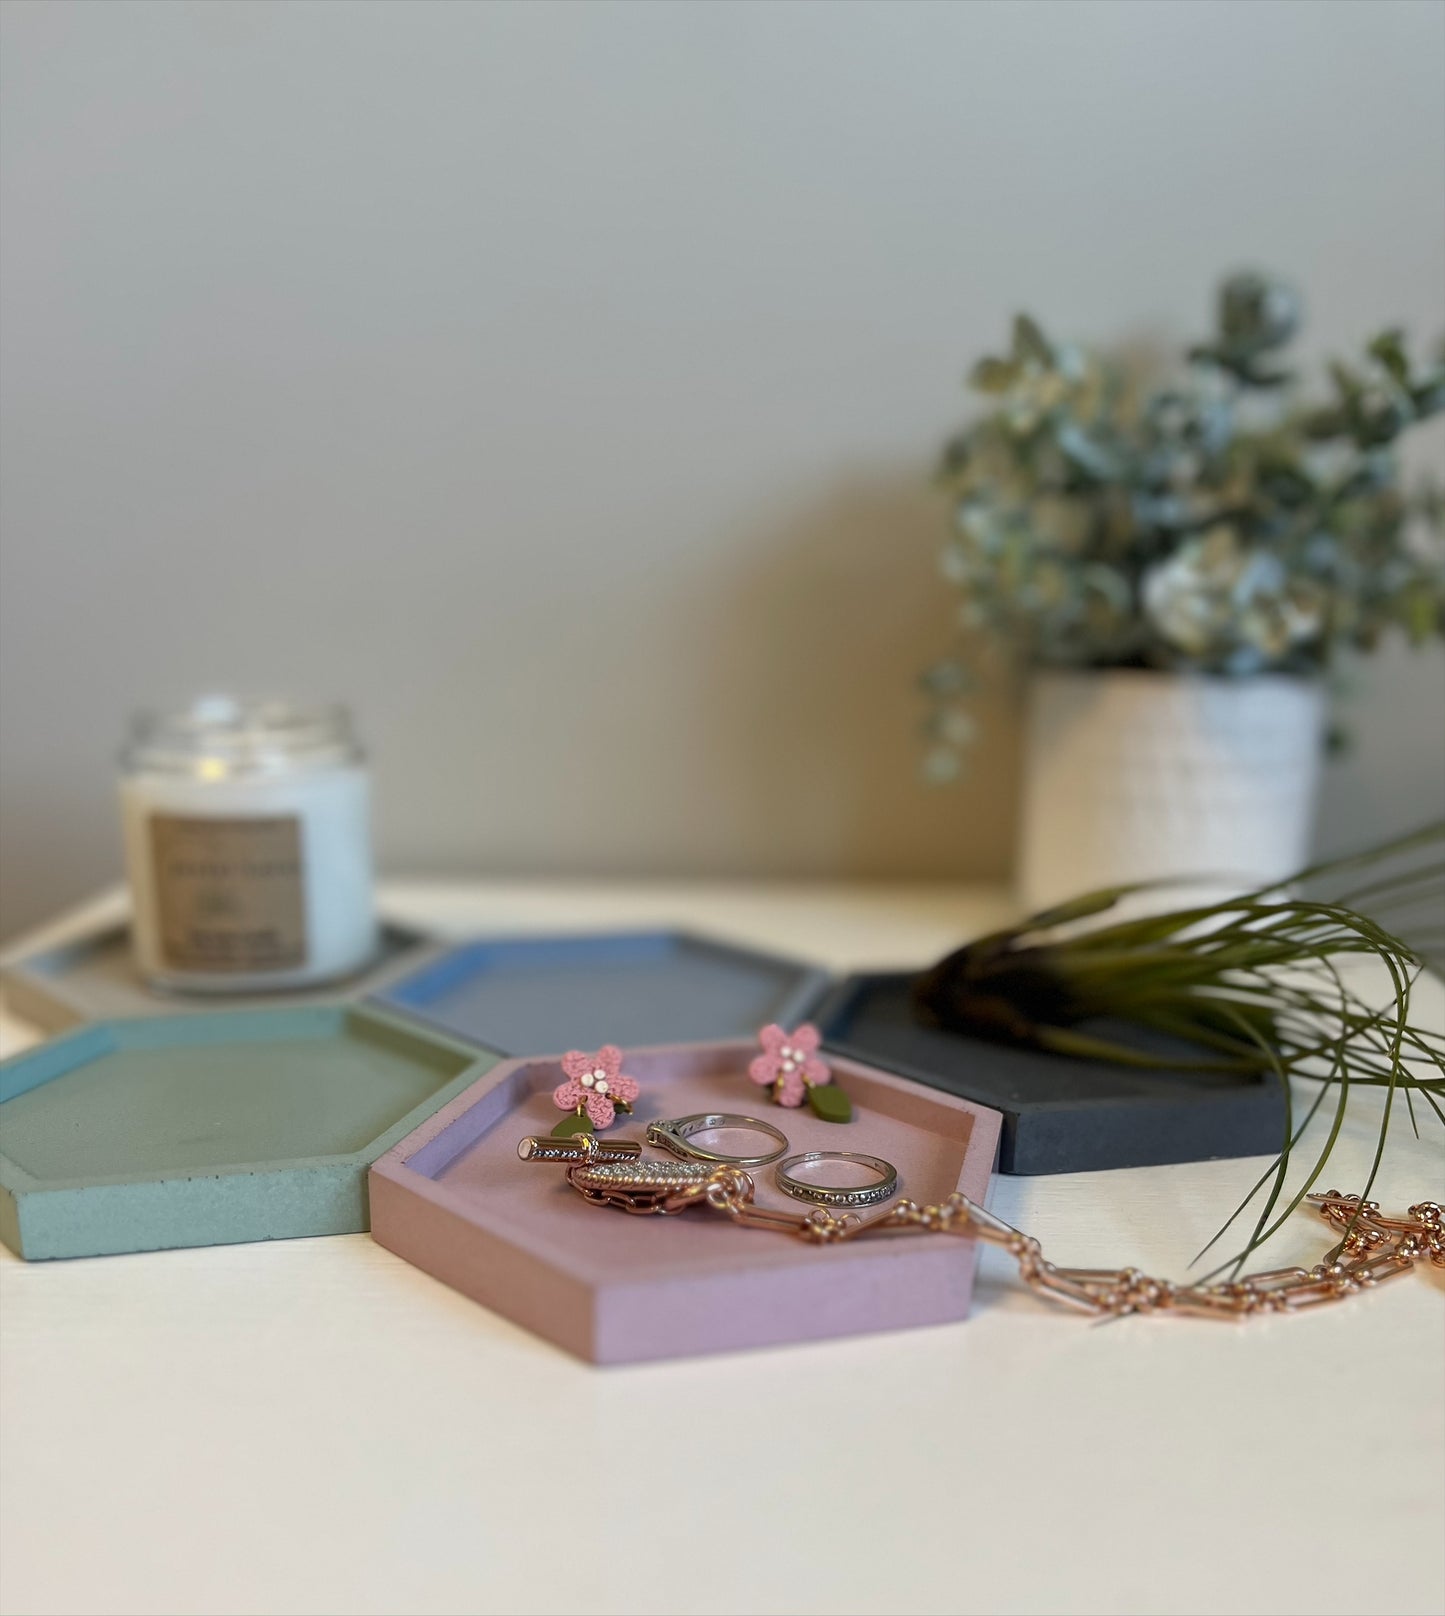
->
(120, 697), (378, 992)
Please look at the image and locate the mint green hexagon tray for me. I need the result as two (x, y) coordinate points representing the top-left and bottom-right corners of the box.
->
(0, 1006), (498, 1260)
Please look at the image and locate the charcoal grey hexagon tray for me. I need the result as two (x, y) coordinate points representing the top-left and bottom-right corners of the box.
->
(811, 971), (1285, 1175)
(369, 930), (830, 1056)
(0, 920), (434, 1034)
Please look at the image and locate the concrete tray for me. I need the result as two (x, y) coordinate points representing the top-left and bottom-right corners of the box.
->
(0, 919), (434, 1033)
(0, 1005), (497, 1259)
(370, 930), (829, 1055)
(370, 1039), (1002, 1364)
(812, 971), (1285, 1174)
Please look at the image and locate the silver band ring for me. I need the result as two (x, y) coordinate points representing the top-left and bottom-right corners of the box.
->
(775, 1151), (898, 1208)
(646, 1113), (789, 1167)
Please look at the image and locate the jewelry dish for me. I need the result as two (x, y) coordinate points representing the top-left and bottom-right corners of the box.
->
(0, 918), (434, 1034)
(369, 1040), (1003, 1365)
(368, 930), (829, 1055)
(0, 1006), (497, 1260)
(811, 971), (1286, 1174)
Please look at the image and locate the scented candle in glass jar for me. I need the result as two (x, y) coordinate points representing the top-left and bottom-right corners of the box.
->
(119, 697), (378, 992)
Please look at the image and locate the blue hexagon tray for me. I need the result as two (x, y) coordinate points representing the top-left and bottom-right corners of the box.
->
(0, 1006), (497, 1260)
(369, 930), (830, 1056)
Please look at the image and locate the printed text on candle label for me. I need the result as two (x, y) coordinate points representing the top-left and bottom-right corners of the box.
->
(149, 814), (308, 971)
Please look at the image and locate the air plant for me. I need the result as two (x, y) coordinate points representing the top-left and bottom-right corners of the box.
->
(912, 821), (1445, 1273)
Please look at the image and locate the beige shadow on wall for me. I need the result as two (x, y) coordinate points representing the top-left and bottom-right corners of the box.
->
(0, 470), (1024, 942)
(692, 472), (1020, 881)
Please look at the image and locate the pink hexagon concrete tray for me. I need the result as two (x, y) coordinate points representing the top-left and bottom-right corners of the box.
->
(369, 1041), (1003, 1365)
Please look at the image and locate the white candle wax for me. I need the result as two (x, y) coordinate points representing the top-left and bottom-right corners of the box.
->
(120, 698), (378, 992)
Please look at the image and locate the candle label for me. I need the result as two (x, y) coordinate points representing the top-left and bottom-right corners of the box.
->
(149, 813), (308, 972)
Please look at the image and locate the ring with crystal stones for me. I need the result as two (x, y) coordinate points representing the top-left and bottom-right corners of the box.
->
(775, 1151), (898, 1208)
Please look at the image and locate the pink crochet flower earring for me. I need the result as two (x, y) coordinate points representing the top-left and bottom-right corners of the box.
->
(552, 1046), (641, 1135)
(749, 1023), (851, 1122)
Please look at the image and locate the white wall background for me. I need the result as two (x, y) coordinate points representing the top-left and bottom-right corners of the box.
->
(2, 0), (1443, 936)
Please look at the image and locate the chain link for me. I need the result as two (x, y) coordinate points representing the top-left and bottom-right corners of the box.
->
(713, 1178), (1443, 1319)
(531, 1140), (1442, 1320)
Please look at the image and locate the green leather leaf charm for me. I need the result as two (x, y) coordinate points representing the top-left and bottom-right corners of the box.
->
(808, 1083), (852, 1124)
(551, 1113), (595, 1138)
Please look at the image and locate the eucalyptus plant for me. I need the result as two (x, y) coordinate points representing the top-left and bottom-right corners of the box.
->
(925, 273), (1445, 774)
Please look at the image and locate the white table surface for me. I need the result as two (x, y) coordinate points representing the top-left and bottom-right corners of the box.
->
(1, 882), (1441, 1616)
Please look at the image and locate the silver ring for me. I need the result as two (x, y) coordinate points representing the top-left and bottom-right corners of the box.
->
(775, 1152), (898, 1208)
(646, 1113), (789, 1167)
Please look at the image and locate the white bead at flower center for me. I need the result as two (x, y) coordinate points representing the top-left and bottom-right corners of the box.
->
(596, 1078), (610, 1095)
(580, 1073), (595, 1088)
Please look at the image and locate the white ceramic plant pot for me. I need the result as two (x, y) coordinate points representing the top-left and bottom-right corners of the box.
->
(1017, 669), (1326, 914)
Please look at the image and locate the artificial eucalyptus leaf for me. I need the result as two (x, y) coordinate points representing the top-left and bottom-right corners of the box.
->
(808, 1083), (853, 1124)
(1219, 271), (1300, 354)
(1413, 374), (1445, 414)
(939, 435), (971, 478)
(1368, 329), (1409, 382)
(1403, 583), (1437, 644)
(919, 659), (973, 697)
(970, 356), (1018, 394)
(550, 1113), (594, 1138)
(1013, 313), (1053, 365)
(1054, 422), (1118, 480)
(922, 745), (962, 784)
(1328, 358), (1360, 400)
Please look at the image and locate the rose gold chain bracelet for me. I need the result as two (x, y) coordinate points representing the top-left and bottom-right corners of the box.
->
(521, 1135), (1443, 1321)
